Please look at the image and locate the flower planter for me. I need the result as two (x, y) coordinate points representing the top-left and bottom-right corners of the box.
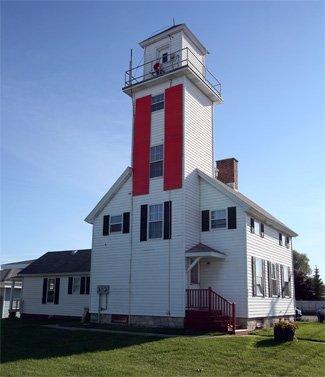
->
(274, 320), (297, 342)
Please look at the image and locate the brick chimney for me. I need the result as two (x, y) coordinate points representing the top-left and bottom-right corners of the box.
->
(215, 158), (238, 190)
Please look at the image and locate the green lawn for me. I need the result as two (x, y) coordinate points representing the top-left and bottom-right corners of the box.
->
(252, 321), (325, 343)
(1, 319), (324, 377)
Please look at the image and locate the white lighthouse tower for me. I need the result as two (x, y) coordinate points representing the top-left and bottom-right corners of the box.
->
(123, 24), (223, 323)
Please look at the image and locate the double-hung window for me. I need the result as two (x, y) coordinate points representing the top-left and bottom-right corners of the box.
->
(110, 215), (122, 233)
(151, 94), (164, 112)
(282, 266), (290, 297)
(255, 259), (264, 296)
(47, 278), (55, 303)
(211, 209), (226, 229)
(255, 221), (260, 236)
(260, 223), (265, 237)
(148, 204), (163, 239)
(72, 277), (80, 294)
(68, 276), (90, 295)
(279, 233), (283, 246)
(270, 263), (278, 297)
(150, 145), (163, 178)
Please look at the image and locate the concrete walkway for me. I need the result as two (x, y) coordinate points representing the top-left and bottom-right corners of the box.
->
(43, 324), (182, 338)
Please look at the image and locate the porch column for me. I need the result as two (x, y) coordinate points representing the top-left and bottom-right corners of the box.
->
(186, 257), (201, 273)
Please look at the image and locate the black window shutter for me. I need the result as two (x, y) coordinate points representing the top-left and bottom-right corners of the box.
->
(140, 205), (148, 241)
(86, 276), (90, 295)
(163, 201), (172, 239)
(68, 277), (73, 294)
(252, 257), (256, 297)
(42, 278), (48, 304)
(103, 215), (110, 236)
(227, 207), (237, 229)
(288, 268), (292, 298)
(80, 277), (86, 294)
(123, 212), (130, 234)
(276, 264), (280, 296)
(260, 223), (264, 236)
(54, 278), (60, 305)
(250, 218), (255, 233)
(262, 260), (266, 297)
(201, 210), (210, 232)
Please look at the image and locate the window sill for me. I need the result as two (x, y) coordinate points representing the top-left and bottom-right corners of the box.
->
(209, 227), (228, 231)
(145, 237), (170, 243)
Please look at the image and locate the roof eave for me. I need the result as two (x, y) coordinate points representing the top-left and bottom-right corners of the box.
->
(18, 271), (91, 277)
(197, 168), (298, 237)
(246, 208), (298, 237)
(186, 251), (226, 259)
(85, 167), (132, 224)
(139, 24), (207, 55)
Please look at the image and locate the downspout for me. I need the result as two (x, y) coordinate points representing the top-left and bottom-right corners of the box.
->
(128, 87), (136, 324)
(167, 189), (171, 316)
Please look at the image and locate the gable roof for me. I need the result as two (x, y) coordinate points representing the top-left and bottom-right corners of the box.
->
(85, 167), (132, 224)
(18, 249), (91, 276)
(139, 24), (208, 55)
(186, 243), (226, 259)
(197, 169), (298, 237)
(0, 268), (21, 282)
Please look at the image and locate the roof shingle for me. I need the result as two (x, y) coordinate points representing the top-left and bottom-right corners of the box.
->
(18, 249), (91, 275)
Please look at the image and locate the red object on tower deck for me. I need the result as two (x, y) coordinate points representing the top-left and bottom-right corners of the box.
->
(132, 95), (151, 196)
(164, 84), (183, 190)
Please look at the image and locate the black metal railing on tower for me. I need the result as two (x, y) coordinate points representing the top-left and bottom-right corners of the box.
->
(124, 47), (221, 97)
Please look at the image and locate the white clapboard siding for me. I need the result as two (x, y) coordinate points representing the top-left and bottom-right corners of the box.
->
(90, 176), (132, 315)
(246, 215), (295, 318)
(90, 173), (186, 318)
(199, 178), (248, 318)
(131, 187), (185, 317)
(184, 77), (214, 250)
(22, 276), (90, 317)
(181, 32), (205, 76)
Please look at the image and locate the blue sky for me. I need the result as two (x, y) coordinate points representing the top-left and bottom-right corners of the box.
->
(1, 1), (324, 277)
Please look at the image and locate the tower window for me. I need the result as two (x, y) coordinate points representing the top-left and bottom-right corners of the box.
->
(148, 204), (163, 239)
(150, 144), (163, 178)
(162, 53), (168, 63)
(151, 94), (164, 112)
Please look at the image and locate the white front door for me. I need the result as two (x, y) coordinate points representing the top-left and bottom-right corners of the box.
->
(188, 258), (200, 289)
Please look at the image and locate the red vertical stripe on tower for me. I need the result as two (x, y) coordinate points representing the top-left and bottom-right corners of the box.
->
(132, 95), (151, 196)
(164, 84), (183, 190)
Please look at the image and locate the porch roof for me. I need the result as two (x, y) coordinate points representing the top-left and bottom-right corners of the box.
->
(185, 243), (226, 259)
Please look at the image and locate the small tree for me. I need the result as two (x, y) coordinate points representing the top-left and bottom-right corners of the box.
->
(313, 266), (325, 300)
(293, 250), (312, 275)
(293, 250), (314, 300)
